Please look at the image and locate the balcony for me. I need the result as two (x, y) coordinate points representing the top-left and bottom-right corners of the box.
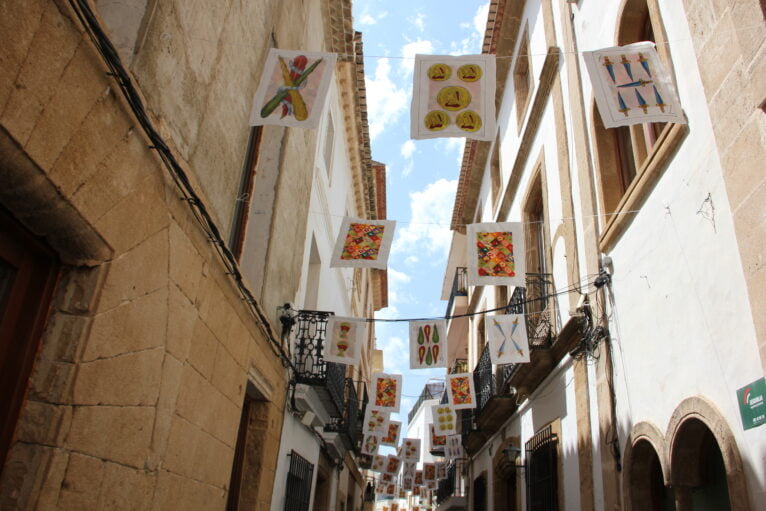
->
(437, 460), (467, 510)
(445, 266), (468, 318)
(292, 309), (345, 422)
(324, 379), (367, 454)
(463, 274), (562, 455)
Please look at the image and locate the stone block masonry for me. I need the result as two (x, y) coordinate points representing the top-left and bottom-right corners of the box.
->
(0, 0), (293, 508)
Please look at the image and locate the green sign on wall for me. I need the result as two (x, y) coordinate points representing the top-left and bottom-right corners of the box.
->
(737, 377), (766, 431)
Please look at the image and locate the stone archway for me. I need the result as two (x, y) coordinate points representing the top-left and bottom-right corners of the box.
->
(666, 396), (751, 511)
(622, 422), (673, 511)
(492, 436), (520, 511)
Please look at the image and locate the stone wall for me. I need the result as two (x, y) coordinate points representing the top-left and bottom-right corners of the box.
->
(682, 0), (766, 371)
(0, 0), (296, 508)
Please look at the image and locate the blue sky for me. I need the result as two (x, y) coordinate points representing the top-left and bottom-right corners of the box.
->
(352, 0), (490, 435)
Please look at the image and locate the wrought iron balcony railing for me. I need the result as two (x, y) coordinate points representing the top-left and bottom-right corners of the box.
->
(445, 266), (468, 317)
(437, 460), (466, 504)
(507, 273), (555, 347)
(324, 378), (366, 453)
(292, 309), (345, 417)
(474, 343), (495, 415)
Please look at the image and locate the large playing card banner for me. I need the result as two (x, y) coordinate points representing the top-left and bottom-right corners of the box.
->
(487, 314), (530, 364)
(371, 372), (403, 413)
(409, 319), (448, 369)
(466, 222), (526, 287)
(411, 54), (496, 141)
(249, 49), (337, 129)
(446, 372), (478, 410)
(583, 42), (685, 128)
(399, 438), (421, 461)
(446, 434), (464, 460)
(330, 217), (396, 270)
(381, 420), (402, 447)
(324, 316), (365, 365)
(363, 408), (390, 436)
(431, 404), (457, 436)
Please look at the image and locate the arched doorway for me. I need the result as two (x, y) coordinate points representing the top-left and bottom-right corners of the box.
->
(666, 396), (751, 511)
(670, 418), (731, 511)
(627, 439), (675, 510)
(493, 437), (520, 511)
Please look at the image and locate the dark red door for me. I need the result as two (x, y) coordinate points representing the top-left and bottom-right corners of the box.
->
(0, 209), (59, 471)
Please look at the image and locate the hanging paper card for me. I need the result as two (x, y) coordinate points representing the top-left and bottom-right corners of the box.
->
(431, 404), (457, 436)
(372, 454), (388, 473)
(427, 480), (438, 490)
(249, 49), (337, 129)
(487, 314), (530, 364)
(362, 433), (381, 455)
(436, 462), (447, 480)
(446, 372), (477, 410)
(324, 316), (365, 364)
(385, 455), (403, 475)
(466, 222), (526, 287)
(382, 420), (402, 447)
(381, 473), (393, 483)
(371, 372), (403, 413)
(402, 474), (414, 491)
(413, 486), (421, 497)
(423, 463), (436, 482)
(403, 461), (417, 479)
(399, 438), (421, 461)
(330, 217), (396, 270)
(429, 425), (446, 451)
(446, 434), (464, 460)
(414, 470), (424, 485)
(385, 483), (397, 497)
(409, 319), (448, 369)
(375, 482), (386, 495)
(583, 42), (685, 128)
(411, 54), (497, 141)
(363, 408), (391, 436)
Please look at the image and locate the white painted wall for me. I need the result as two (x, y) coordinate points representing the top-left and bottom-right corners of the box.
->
(271, 412), (323, 511)
(407, 397), (443, 467)
(573, 0), (766, 502)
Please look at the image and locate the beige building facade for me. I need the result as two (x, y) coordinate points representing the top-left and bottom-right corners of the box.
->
(0, 0), (384, 509)
(438, 1), (766, 511)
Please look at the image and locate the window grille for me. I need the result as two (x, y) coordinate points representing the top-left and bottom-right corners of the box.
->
(525, 425), (558, 511)
(284, 451), (314, 511)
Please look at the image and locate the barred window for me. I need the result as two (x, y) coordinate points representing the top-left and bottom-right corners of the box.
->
(525, 425), (558, 511)
(284, 451), (314, 511)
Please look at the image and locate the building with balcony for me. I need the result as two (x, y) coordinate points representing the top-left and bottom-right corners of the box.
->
(0, 0), (386, 510)
(441, 0), (766, 510)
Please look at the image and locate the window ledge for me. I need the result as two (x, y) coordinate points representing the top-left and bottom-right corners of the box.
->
(599, 122), (689, 251)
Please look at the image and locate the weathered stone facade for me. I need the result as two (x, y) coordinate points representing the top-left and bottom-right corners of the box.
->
(0, 0), (372, 509)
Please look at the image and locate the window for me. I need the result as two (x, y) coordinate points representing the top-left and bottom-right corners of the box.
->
(284, 451), (314, 511)
(304, 236), (321, 310)
(514, 27), (533, 129)
(523, 172), (547, 277)
(490, 136), (502, 208)
(593, 0), (686, 248)
(525, 425), (559, 511)
(230, 126), (263, 261)
(0, 209), (59, 468)
(322, 114), (335, 182)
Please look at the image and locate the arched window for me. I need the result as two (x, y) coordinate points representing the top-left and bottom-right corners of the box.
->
(592, 0), (687, 248)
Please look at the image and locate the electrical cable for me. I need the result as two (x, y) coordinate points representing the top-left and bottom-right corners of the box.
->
(68, 0), (296, 371)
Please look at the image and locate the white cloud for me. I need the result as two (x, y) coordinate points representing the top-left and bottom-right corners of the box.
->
(411, 13), (426, 32)
(359, 14), (376, 25)
(358, 10), (388, 26)
(392, 178), (458, 260)
(449, 2), (489, 55)
(379, 335), (408, 373)
(404, 255), (419, 265)
(365, 58), (409, 140)
(402, 161), (414, 177)
(401, 139), (416, 159)
(400, 39), (434, 75)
